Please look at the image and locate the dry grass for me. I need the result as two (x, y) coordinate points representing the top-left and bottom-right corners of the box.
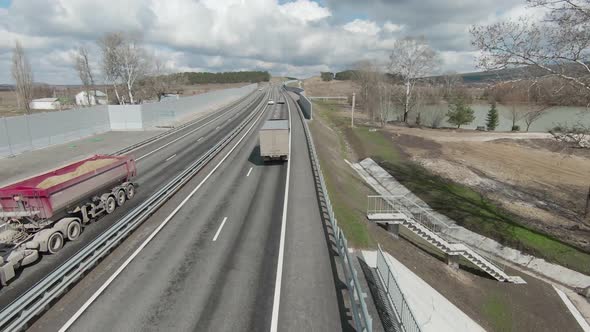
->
(301, 76), (357, 97)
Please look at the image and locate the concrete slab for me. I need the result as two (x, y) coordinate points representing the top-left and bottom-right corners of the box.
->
(362, 250), (485, 332)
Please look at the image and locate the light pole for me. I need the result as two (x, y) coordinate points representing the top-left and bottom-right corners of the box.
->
(351, 93), (356, 128)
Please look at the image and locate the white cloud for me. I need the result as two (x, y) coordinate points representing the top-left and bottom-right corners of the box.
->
(279, 0), (331, 23)
(383, 21), (403, 33)
(343, 19), (381, 36)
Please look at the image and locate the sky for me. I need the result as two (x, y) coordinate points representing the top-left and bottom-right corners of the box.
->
(0, 0), (535, 84)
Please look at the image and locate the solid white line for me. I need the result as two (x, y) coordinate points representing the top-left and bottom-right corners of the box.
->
(246, 167), (253, 177)
(216, 126), (220, 130)
(212, 217), (228, 242)
(269, 91), (292, 332)
(136, 108), (234, 161)
(198, 137), (204, 142)
(165, 154), (176, 161)
(553, 286), (590, 332)
(59, 101), (269, 332)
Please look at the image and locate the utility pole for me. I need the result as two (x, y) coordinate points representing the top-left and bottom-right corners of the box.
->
(351, 93), (356, 128)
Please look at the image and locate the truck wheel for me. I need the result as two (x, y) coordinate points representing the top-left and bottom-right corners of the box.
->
(67, 220), (82, 241)
(47, 232), (64, 254)
(125, 183), (135, 200)
(105, 195), (117, 214)
(116, 189), (126, 206)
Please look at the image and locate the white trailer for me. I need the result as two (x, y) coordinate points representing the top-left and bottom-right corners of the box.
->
(259, 120), (289, 162)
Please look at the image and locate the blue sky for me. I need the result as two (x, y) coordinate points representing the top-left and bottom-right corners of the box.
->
(0, 0), (11, 8)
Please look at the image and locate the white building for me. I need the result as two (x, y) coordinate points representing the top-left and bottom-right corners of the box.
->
(29, 98), (61, 110)
(75, 90), (107, 106)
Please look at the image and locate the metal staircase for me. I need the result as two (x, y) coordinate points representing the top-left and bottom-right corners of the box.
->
(367, 198), (526, 284)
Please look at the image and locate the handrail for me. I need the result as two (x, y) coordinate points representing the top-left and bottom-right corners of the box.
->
(375, 244), (421, 332)
(367, 195), (506, 273)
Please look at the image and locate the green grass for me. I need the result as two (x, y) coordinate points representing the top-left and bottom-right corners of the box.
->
(483, 294), (513, 331)
(311, 102), (372, 248)
(314, 100), (590, 275)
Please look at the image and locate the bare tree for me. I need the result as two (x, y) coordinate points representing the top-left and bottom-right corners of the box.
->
(471, 0), (590, 103)
(441, 71), (462, 100)
(74, 46), (96, 106)
(352, 60), (380, 123)
(143, 55), (171, 101)
(11, 40), (34, 114)
(388, 37), (439, 122)
(99, 32), (124, 104)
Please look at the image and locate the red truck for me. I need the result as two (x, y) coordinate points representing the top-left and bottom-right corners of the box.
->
(0, 155), (136, 285)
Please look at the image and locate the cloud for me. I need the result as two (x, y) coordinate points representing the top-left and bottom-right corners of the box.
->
(343, 19), (381, 36)
(0, 0), (530, 84)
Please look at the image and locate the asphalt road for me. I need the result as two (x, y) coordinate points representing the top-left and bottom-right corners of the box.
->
(0, 87), (267, 310)
(23, 86), (345, 331)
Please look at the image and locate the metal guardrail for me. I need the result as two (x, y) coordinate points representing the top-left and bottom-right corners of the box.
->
(294, 91), (372, 332)
(0, 91), (270, 331)
(375, 244), (421, 332)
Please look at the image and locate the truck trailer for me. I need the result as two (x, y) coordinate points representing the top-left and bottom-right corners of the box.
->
(259, 119), (289, 162)
(0, 154), (136, 285)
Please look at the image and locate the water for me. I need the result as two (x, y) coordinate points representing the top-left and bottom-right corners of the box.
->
(401, 103), (590, 132)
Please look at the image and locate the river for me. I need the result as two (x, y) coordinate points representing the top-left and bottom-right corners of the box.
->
(405, 103), (590, 132)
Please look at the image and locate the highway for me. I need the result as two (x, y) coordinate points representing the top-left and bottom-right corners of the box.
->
(0, 87), (268, 310)
(13, 86), (346, 331)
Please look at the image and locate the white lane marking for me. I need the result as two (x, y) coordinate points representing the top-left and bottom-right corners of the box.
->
(246, 167), (253, 177)
(198, 137), (204, 142)
(136, 108), (235, 161)
(553, 286), (590, 331)
(216, 126), (220, 130)
(212, 217), (228, 242)
(270, 92), (292, 332)
(165, 154), (176, 162)
(59, 101), (269, 332)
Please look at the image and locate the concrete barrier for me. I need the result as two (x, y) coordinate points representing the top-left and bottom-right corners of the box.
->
(284, 85), (313, 120)
(0, 83), (258, 157)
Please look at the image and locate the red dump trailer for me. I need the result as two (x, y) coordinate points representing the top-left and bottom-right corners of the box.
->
(0, 155), (137, 285)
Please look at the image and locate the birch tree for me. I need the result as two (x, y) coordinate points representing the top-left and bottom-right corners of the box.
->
(388, 37), (439, 122)
(11, 40), (34, 113)
(74, 46), (95, 106)
(118, 34), (147, 104)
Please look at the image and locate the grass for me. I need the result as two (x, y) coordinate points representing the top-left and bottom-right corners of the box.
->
(310, 104), (372, 248)
(314, 100), (590, 275)
(483, 293), (513, 331)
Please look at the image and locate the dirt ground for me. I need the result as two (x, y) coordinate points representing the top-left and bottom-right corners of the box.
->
(383, 125), (590, 252)
(311, 102), (584, 331)
(302, 76), (358, 97)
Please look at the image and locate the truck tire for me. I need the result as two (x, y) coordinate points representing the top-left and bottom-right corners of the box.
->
(126, 183), (135, 200)
(66, 220), (82, 241)
(105, 195), (117, 214)
(116, 189), (126, 207)
(47, 232), (64, 254)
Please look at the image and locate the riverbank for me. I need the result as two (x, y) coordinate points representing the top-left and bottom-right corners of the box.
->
(313, 100), (590, 276)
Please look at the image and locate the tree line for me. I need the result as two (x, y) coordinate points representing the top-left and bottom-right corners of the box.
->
(172, 71), (270, 84)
